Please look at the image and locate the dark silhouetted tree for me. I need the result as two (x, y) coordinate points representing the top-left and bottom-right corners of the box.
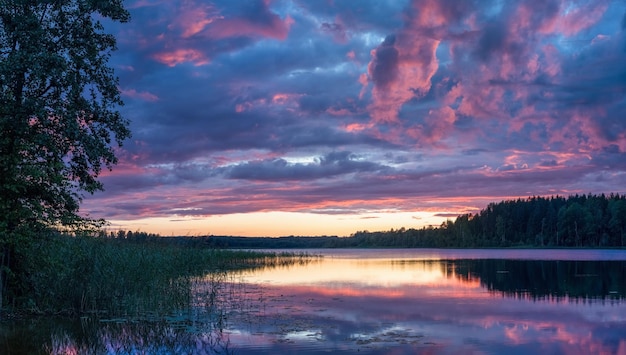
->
(0, 0), (130, 307)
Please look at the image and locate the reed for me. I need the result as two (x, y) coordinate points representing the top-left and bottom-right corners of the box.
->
(7, 232), (297, 317)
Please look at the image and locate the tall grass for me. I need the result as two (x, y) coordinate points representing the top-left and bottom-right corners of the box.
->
(7, 232), (298, 317)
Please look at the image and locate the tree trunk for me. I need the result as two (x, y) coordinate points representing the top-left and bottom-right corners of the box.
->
(0, 248), (4, 311)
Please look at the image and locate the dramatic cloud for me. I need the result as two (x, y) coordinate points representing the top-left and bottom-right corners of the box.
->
(368, 35), (399, 89)
(225, 151), (389, 181)
(82, 0), (626, 235)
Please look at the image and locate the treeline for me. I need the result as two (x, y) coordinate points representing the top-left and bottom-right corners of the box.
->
(105, 194), (626, 249)
(99, 231), (342, 249)
(348, 193), (626, 248)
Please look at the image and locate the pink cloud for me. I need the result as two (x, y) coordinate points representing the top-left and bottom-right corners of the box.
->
(326, 107), (352, 117)
(206, 14), (293, 41)
(423, 106), (457, 143)
(153, 48), (209, 67)
(207, 0), (294, 41)
(142, 1), (293, 68)
(126, 0), (164, 9)
(366, 0), (491, 125)
(272, 93), (301, 105)
(342, 122), (374, 133)
(173, 3), (222, 38)
(418, 1), (613, 156)
(120, 88), (159, 102)
(366, 34), (439, 124)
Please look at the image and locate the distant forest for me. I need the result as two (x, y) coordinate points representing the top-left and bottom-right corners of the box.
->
(108, 194), (626, 249)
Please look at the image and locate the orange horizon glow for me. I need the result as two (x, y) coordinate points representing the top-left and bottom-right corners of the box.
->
(103, 210), (457, 237)
(94, 193), (574, 236)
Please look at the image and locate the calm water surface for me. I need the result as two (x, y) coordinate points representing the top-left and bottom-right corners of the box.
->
(3, 249), (626, 354)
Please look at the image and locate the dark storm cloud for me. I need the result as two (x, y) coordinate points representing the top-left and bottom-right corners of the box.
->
(239, 164), (603, 212)
(226, 0), (285, 28)
(519, 0), (561, 27)
(548, 31), (626, 144)
(109, 1), (384, 169)
(369, 35), (399, 88)
(592, 145), (626, 169)
(277, 125), (382, 149)
(111, 0), (294, 75)
(226, 151), (389, 181)
(474, 21), (508, 62)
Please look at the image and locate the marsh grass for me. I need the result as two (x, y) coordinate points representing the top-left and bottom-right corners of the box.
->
(8, 232), (307, 317)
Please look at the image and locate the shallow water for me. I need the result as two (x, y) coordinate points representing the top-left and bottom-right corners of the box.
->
(3, 249), (626, 354)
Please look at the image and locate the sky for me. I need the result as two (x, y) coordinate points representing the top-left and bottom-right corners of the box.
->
(83, 0), (626, 237)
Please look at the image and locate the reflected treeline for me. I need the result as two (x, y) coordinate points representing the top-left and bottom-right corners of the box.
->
(444, 259), (626, 302)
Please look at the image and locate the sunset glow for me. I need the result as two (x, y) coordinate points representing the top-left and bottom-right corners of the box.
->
(86, 0), (626, 236)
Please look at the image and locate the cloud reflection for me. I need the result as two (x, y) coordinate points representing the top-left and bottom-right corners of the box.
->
(223, 254), (626, 353)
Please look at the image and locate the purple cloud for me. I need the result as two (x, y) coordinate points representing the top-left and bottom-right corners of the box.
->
(226, 151), (389, 181)
(368, 35), (399, 89)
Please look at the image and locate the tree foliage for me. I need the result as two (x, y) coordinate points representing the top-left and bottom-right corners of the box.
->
(0, 0), (130, 232)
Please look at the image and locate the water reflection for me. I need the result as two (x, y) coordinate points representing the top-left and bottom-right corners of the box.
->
(226, 250), (626, 354)
(449, 259), (626, 302)
(1, 274), (237, 355)
(45, 318), (232, 355)
(3, 249), (626, 354)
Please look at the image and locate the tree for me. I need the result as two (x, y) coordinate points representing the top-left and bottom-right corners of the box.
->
(496, 215), (506, 245)
(608, 199), (626, 247)
(0, 0), (130, 307)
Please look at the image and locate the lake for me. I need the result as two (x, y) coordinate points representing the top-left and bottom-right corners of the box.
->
(2, 248), (626, 354)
